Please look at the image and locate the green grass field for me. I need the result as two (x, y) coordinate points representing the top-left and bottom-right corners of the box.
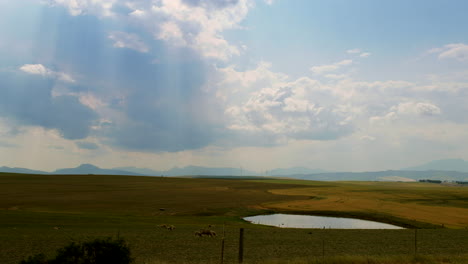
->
(1, 173), (468, 264)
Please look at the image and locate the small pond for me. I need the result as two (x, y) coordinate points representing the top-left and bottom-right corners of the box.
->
(244, 214), (404, 229)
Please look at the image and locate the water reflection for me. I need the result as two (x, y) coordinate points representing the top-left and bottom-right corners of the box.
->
(244, 214), (404, 229)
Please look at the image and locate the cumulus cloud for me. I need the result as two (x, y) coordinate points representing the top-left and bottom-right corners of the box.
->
(20, 64), (75, 83)
(45, 0), (118, 17)
(108, 31), (149, 53)
(44, 0), (258, 61)
(47, 0), (252, 60)
(394, 102), (441, 117)
(19, 64), (49, 75)
(145, 0), (250, 60)
(206, 59), (468, 150)
(224, 84), (354, 141)
(370, 102), (441, 126)
(310, 60), (352, 75)
(429, 43), (468, 61)
(208, 64), (359, 144)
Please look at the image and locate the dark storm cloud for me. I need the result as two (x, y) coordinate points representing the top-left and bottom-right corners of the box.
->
(18, 5), (222, 152)
(0, 72), (98, 139)
(101, 60), (224, 152)
(107, 119), (217, 152)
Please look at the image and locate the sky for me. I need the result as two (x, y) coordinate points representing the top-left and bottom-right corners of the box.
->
(1, 0), (468, 172)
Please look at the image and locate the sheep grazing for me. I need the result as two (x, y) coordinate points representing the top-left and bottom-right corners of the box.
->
(159, 224), (175, 231)
(195, 229), (216, 237)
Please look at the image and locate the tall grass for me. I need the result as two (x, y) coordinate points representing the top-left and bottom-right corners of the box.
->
(142, 255), (468, 264)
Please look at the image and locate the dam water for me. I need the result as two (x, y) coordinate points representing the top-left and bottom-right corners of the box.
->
(244, 214), (404, 229)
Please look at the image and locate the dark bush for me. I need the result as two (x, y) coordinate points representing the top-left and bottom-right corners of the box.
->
(19, 254), (48, 264)
(19, 237), (133, 264)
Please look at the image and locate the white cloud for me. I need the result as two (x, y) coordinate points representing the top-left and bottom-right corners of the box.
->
(128, 0), (251, 60)
(78, 93), (106, 111)
(207, 61), (289, 100)
(213, 64), (357, 141)
(346, 49), (371, 58)
(108, 31), (149, 53)
(19, 64), (75, 83)
(44, 0), (253, 60)
(430, 43), (468, 61)
(360, 52), (371, 58)
(370, 101), (441, 126)
(394, 102), (441, 117)
(20, 64), (49, 76)
(208, 58), (468, 150)
(347, 48), (361, 54)
(310, 59), (352, 75)
(46, 0), (118, 17)
(347, 48), (371, 58)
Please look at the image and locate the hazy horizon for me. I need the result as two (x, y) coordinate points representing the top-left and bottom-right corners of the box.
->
(1, 1), (468, 172)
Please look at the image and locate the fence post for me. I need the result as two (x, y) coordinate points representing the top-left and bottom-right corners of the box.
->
(238, 228), (244, 263)
(414, 229), (418, 254)
(220, 223), (225, 264)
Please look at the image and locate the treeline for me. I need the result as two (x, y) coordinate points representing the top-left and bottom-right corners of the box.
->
(418, 179), (468, 185)
(419, 179), (442, 184)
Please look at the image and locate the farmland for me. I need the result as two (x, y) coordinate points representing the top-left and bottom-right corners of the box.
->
(1, 173), (468, 263)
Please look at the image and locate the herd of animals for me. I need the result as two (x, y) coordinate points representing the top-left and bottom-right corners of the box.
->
(159, 224), (217, 237)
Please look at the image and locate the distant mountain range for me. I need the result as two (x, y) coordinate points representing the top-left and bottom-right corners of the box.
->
(54, 164), (145, 176)
(0, 166), (48, 175)
(2, 159), (468, 182)
(115, 165), (258, 177)
(267, 167), (328, 176)
(403, 159), (468, 172)
(296, 170), (468, 182)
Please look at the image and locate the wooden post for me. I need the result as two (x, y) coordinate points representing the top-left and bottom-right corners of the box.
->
(220, 223), (226, 264)
(414, 229), (418, 254)
(238, 228), (244, 263)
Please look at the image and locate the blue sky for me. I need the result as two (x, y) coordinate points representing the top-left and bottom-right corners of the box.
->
(1, 0), (468, 172)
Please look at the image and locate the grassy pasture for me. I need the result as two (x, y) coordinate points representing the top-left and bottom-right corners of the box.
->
(1, 173), (468, 263)
(258, 180), (468, 228)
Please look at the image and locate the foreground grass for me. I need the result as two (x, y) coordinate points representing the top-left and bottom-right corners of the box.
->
(1, 173), (468, 263)
(3, 210), (468, 264)
(144, 255), (468, 264)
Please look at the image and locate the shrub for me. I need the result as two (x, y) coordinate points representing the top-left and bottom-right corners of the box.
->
(19, 254), (48, 264)
(20, 237), (133, 264)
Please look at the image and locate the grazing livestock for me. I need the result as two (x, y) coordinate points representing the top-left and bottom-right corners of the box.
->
(195, 229), (217, 237)
(159, 224), (175, 230)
